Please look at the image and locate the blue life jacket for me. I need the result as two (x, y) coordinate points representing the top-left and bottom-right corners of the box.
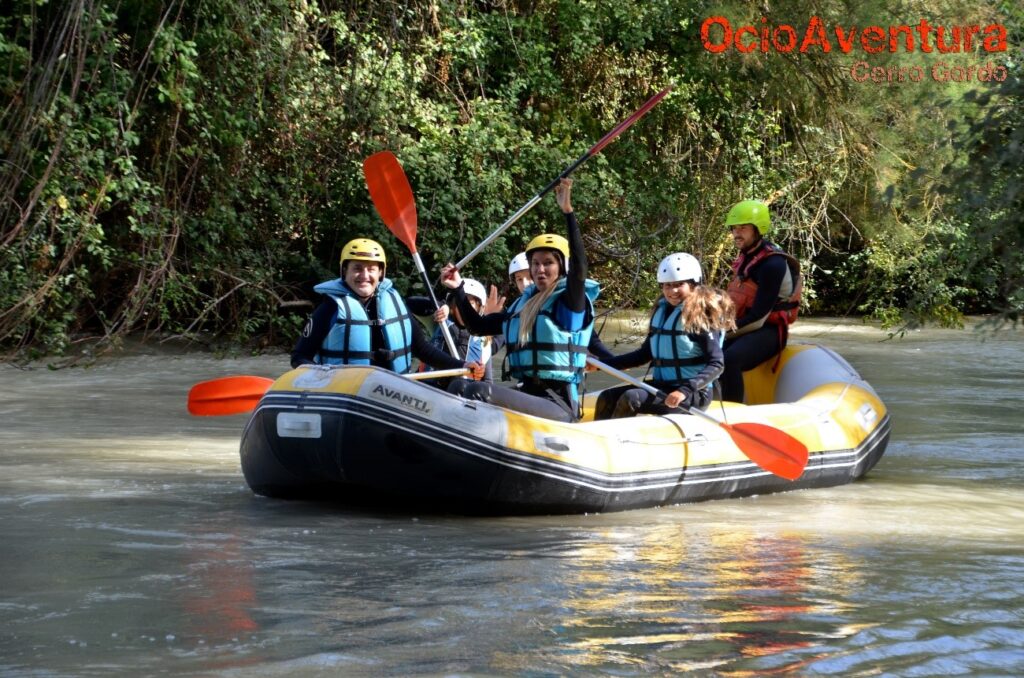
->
(648, 298), (720, 392)
(313, 278), (414, 373)
(503, 278), (600, 388)
(424, 320), (494, 381)
(433, 321), (489, 364)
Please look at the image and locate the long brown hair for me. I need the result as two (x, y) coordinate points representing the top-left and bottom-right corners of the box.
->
(677, 285), (736, 334)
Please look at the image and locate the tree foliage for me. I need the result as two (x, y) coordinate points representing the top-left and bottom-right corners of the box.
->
(0, 0), (1019, 359)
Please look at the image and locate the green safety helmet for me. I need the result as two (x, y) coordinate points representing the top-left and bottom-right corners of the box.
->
(724, 200), (771, 237)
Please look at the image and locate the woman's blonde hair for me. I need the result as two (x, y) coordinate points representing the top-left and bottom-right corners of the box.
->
(678, 285), (736, 334)
(516, 249), (566, 345)
(517, 282), (559, 346)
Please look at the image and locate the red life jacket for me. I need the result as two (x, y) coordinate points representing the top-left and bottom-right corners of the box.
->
(726, 240), (802, 328)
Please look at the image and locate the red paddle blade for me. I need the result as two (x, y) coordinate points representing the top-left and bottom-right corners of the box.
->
(589, 85), (673, 155)
(187, 376), (274, 416)
(364, 151), (418, 252)
(723, 422), (810, 481)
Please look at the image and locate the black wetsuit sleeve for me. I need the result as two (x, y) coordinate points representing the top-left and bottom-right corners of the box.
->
(602, 336), (654, 371)
(685, 330), (725, 391)
(587, 333), (616, 361)
(290, 300), (336, 368)
(405, 295), (438, 317)
(563, 211), (587, 313)
(451, 283), (507, 336)
(737, 255), (788, 329)
(410, 319), (464, 369)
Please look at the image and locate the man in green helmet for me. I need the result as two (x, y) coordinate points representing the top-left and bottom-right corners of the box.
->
(720, 200), (802, 403)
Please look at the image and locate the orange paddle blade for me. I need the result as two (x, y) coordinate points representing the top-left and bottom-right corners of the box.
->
(364, 151), (418, 252)
(722, 422), (809, 481)
(187, 376), (274, 416)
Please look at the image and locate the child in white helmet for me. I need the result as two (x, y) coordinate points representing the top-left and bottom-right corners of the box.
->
(416, 278), (504, 385)
(508, 251), (532, 294)
(591, 252), (735, 419)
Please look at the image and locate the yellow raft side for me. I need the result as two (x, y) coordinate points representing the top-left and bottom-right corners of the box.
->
(796, 382), (888, 452)
(259, 339), (887, 479)
(742, 342), (815, 405)
(239, 344), (891, 513)
(502, 402), (762, 475)
(268, 366), (372, 395)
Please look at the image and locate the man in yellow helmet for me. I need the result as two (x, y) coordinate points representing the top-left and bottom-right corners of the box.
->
(720, 200), (802, 402)
(290, 238), (484, 378)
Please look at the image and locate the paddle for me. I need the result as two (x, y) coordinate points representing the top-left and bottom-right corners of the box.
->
(187, 368), (472, 416)
(454, 85), (673, 270)
(363, 151), (460, 358)
(585, 357), (809, 481)
(187, 376), (274, 417)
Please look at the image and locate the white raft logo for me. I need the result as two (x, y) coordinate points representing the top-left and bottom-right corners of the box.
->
(292, 367), (334, 389)
(371, 384), (433, 415)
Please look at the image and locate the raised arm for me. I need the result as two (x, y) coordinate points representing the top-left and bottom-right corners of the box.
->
(440, 264), (507, 336)
(556, 179), (588, 313)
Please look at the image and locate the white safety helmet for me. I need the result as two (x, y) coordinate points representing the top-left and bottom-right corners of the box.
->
(462, 278), (487, 304)
(508, 252), (530, 278)
(656, 252), (702, 284)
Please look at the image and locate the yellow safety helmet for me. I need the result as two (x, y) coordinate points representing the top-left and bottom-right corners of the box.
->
(340, 238), (387, 273)
(525, 233), (570, 272)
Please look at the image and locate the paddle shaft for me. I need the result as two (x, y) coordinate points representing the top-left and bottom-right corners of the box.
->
(189, 367), (474, 416)
(586, 356), (735, 429)
(406, 367), (471, 381)
(361, 152), (461, 360)
(454, 86), (672, 270)
(586, 356), (809, 480)
(586, 357), (670, 401)
(412, 251), (461, 359)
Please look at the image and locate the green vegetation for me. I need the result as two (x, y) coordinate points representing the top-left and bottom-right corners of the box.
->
(1, 0), (1020, 359)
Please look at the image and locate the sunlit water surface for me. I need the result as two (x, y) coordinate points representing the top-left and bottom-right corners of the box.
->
(1, 319), (1022, 676)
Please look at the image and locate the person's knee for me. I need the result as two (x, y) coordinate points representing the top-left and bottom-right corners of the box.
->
(446, 378), (469, 397)
(594, 393), (616, 420)
(692, 388), (713, 411)
(447, 378), (492, 403)
(611, 389), (646, 418)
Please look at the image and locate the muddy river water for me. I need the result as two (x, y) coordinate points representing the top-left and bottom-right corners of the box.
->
(1, 319), (1022, 675)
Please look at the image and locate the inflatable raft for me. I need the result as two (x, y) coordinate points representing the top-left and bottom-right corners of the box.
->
(239, 343), (889, 514)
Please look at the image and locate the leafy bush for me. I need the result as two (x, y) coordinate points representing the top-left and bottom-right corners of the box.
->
(1, 0), (1019, 359)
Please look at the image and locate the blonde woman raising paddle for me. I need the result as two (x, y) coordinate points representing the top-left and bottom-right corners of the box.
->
(440, 179), (599, 422)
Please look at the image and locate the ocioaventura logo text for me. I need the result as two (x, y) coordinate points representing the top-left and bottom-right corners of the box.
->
(701, 16), (1009, 83)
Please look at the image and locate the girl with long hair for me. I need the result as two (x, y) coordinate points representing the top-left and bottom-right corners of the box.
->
(591, 252), (735, 419)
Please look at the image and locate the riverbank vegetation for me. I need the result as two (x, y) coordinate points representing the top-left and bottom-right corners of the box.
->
(1, 0), (1020, 359)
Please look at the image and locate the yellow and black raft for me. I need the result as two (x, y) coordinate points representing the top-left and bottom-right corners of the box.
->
(235, 343), (890, 515)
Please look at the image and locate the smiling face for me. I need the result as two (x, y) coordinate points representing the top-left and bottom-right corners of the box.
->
(730, 223), (760, 252)
(343, 260), (383, 299)
(512, 269), (533, 294)
(529, 250), (562, 292)
(660, 280), (696, 307)
(507, 270), (532, 292)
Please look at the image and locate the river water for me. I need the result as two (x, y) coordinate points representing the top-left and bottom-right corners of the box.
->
(1, 319), (1022, 676)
